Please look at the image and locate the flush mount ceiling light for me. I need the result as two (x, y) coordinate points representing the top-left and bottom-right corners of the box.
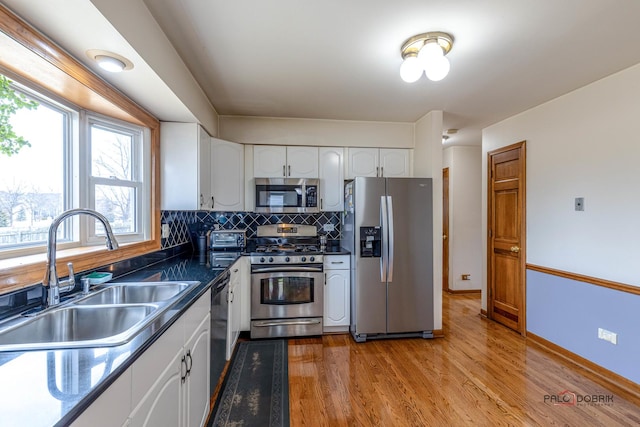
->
(400, 32), (453, 83)
(86, 49), (134, 73)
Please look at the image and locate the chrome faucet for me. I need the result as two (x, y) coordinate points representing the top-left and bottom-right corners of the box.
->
(44, 208), (120, 307)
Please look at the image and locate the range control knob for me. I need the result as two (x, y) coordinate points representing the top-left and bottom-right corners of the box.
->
(260, 257), (265, 263)
(268, 257), (274, 263)
(285, 256), (290, 262)
(309, 256), (315, 262)
(301, 256), (306, 262)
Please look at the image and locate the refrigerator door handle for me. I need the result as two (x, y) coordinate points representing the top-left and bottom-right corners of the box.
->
(387, 195), (394, 282)
(380, 195), (388, 282)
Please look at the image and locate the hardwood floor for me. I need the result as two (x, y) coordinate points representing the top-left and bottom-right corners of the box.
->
(288, 294), (640, 426)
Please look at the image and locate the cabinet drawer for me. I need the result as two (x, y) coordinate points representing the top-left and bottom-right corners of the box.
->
(324, 255), (350, 270)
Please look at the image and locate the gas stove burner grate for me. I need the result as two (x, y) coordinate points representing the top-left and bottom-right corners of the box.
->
(255, 244), (320, 254)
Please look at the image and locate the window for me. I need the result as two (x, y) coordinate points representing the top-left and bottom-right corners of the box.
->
(0, 75), (151, 258)
(87, 115), (150, 244)
(0, 6), (160, 292)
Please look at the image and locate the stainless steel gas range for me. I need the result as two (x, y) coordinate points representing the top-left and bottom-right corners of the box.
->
(249, 224), (324, 339)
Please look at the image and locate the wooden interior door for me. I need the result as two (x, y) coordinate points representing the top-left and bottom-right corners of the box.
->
(442, 168), (450, 292)
(487, 142), (526, 334)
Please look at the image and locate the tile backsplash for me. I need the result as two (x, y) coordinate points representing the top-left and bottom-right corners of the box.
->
(160, 211), (341, 249)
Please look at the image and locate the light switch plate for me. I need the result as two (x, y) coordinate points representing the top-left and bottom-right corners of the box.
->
(161, 223), (170, 238)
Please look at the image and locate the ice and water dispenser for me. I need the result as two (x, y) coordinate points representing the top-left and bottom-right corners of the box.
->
(360, 226), (382, 257)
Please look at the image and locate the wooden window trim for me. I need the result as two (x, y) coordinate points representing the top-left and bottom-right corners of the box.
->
(0, 5), (161, 293)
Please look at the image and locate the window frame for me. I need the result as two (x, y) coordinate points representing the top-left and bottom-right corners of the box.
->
(0, 4), (161, 293)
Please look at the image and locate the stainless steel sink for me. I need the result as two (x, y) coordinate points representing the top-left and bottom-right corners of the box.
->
(74, 282), (192, 305)
(0, 304), (158, 352)
(0, 281), (199, 352)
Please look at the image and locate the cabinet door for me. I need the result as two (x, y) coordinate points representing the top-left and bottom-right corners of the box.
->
(253, 145), (286, 177)
(198, 126), (212, 209)
(319, 147), (344, 211)
(184, 315), (211, 427)
(379, 149), (411, 177)
(286, 146), (318, 178)
(238, 257), (251, 332)
(161, 123), (211, 210)
(71, 368), (132, 427)
(226, 278), (240, 360)
(211, 138), (244, 211)
(129, 347), (183, 427)
(346, 148), (379, 179)
(324, 269), (350, 327)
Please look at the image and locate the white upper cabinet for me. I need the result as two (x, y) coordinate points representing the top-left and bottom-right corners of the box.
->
(253, 145), (318, 178)
(211, 138), (244, 211)
(319, 147), (344, 211)
(286, 146), (319, 177)
(379, 149), (412, 177)
(346, 147), (379, 178)
(346, 148), (411, 179)
(161, 122), (212, 210)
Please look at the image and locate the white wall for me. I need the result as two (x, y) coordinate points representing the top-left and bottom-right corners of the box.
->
(90, 0), (219, 136)
(482, 63), (640, 308)
(414, 111), (443, 330)
(444, 146), (482, 291)
(219, 116), (414, 148)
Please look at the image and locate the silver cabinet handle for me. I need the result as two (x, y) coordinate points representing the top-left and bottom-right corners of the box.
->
(288, 165), (291, 176)
(376, 166), (379, 177)
(331, 261), (344, 264)
(211, 196), (215, 209)
(380, 166), (384, 177)
(283, 165), (286, 176)
(199, 194), (204, 208)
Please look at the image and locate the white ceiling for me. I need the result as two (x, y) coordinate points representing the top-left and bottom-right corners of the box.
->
(4, 0), (640, 146)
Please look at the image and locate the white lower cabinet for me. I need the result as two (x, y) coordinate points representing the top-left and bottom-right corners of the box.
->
(77, 289), (211, 427)
(227, 262), (241, 360)
(71, 367), (132, 427)
(323, 255), (350, 332)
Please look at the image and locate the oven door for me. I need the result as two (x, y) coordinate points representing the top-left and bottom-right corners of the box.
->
(251, 269), (323, 320)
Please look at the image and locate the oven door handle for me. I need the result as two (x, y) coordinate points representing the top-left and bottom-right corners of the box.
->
(251, 266), (323, 273)
(253, 319), (322, 327)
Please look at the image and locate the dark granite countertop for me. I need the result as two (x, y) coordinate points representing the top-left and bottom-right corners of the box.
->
(0, 250), (241, 427)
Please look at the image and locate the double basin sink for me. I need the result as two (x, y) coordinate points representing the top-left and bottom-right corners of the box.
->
(0, 281), (199, 352)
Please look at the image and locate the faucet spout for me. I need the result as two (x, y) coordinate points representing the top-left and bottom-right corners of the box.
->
(43, 208), (120, 307)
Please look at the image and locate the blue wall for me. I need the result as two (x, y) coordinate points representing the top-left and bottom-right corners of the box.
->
(527, 270), (640, 384)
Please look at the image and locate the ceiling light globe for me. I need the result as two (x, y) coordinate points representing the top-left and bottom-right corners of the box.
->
(400, 55), (423, 83)
(95, 55), (126, 73)
(418, 41), (444, 63)
(424, 55), (450, 82)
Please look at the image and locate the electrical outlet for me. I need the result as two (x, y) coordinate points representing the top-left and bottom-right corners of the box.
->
(575, 197), (584, 211)
(323, 224), (335, 232)
(461, 274), (471, 280)
(161, 223), (170, 238)
(598, 328), (617, 345)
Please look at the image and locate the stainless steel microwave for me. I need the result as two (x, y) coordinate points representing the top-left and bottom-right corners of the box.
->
(254, 178), (319, 213)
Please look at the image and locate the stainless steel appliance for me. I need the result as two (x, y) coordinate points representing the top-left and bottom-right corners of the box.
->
(209, 270), (230, 395)
(343, 177), (434, 342)
(254, 178), (319, 213)
(209, 229), (244, 393)
(209, 229), (246, 251)
(249, 224), (323, 338)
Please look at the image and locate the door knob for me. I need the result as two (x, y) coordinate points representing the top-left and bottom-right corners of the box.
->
(443, 235), (447, 240)
(510, 246), (520, 253)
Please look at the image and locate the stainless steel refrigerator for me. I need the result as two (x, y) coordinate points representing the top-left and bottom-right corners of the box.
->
(343, 177), (434, 342)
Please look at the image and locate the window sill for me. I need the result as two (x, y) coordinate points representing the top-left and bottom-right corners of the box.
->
(0, 239), (161, 294)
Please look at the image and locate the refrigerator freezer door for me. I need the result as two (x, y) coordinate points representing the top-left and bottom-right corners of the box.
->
(385, 178), (434, 333)
(352, 177), (387, 336)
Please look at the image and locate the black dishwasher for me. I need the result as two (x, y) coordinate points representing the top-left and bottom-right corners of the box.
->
(210, 270), (230, 395)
